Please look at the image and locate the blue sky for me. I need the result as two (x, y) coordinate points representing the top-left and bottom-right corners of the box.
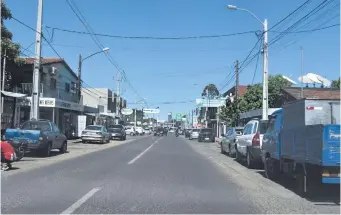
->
(6, 0), (340, 119)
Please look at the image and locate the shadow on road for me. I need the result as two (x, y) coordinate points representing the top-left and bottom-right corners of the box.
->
(255, 170), (340, 205)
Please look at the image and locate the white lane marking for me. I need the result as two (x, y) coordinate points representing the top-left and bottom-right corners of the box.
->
(60, 187), (101, 214)
(128, 138), (160, 164)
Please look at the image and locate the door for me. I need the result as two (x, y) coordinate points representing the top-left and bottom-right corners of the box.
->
(263, 114), (278, 159)
(238, 123), (253, 156)
(222, 128), (231, 151)
(52, 123), (63, 149)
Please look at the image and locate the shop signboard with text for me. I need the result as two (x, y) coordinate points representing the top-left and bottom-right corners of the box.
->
(18, 97), (84, 112)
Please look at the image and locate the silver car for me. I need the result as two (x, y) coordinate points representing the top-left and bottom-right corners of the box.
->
(81, 125), (110, 144)
(189, 129), (200, 140)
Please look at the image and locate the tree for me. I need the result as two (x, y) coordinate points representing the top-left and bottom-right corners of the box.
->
(331, 78), (340, 89)
(1, 2), (20, 60)
(202, 84), (219, 98)
(219, 75), (292, 126)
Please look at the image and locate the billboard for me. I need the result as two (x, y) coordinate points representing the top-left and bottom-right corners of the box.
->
(143, 108), (160, 114)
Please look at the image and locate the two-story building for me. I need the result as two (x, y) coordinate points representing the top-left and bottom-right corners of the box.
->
(8, 57), (92, 137)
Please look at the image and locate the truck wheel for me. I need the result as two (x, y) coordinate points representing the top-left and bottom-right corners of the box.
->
(59, 141), (67, 154)
(264, 157), (279, 181)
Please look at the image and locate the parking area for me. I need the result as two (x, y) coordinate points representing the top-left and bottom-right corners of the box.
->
(2, 135), (149, 177)
(184, 137), (340, 214)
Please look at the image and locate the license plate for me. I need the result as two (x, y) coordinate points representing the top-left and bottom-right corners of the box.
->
(205, 138), (209, 140)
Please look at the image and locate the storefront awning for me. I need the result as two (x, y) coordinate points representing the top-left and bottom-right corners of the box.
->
(1, 91), (27, 98)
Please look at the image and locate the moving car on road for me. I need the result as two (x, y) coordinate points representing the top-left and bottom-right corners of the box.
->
(189, 129), (200, 140)
(144, 127), (152, 135)
(154, 127), (164, 136)
(108, 125), (126, 141)
(198, 128), (215, 142)
(81, 125), (110, 144)
(5, 119), (67, 157)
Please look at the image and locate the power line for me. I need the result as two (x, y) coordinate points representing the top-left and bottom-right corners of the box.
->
(252, 39), (263, 85)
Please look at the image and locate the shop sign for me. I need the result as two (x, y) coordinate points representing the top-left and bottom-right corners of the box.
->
(39, 98), (55, 107)
(55, 99), (84, 112)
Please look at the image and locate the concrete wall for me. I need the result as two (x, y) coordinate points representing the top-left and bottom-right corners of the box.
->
(82, 88), (114, 113)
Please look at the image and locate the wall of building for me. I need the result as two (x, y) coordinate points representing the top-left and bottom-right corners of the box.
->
(82, 88), (114, 113)
(54, 63), (78, 103)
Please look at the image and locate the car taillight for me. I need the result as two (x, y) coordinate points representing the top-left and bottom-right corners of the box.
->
(252, 133), (260, 146)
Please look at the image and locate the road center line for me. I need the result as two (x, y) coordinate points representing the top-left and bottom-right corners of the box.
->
(128, 138), (160, 164)
(60, 187), (101, 215)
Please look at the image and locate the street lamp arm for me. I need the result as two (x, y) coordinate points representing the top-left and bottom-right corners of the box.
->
(82, 50), (106, 62)
(237, 8), (264, 25)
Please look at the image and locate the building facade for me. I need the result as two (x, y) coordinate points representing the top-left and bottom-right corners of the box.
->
(8, 57), (90, 137)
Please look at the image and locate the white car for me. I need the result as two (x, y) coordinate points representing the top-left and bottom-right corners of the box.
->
(144, 127), (152, 134)
(125, 126), (136, 136)
(136, 127), (144, 135)
(189, 129), (200, 140)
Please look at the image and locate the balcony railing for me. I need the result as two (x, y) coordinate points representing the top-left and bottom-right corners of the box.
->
(21, 83), (44, 97)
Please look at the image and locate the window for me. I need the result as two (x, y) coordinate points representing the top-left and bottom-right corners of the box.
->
(65, 83), (70, 92)
(52, 123), (60, 133)
(70, 82), (77, 92)
(243, 124), (252, 135)
(21, 121), (51, 132)
(267, 116), (277, 133)
(252, 122), (258, 134)
(50, 79), (57, 89)
(85, 125), (102, 130)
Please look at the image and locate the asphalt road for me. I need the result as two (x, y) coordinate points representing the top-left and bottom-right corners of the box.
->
(1, 135), (339, 214)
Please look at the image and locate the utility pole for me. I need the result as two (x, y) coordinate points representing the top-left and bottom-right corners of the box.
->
(116, 72), (121, 124)
(0, 0), (2, 134)
(262, 19), (269, 121)
(205, 88), (208, 128)
(134, 100), (137, 128)
(77, 54), (82, 103)
(0, 49), (6, 133)
(235, 60), (239, 126)
(300, 46), (304, 98)
(30, 0), (43, 120)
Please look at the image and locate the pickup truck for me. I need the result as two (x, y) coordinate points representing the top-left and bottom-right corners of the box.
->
(261, 99), (340, 196)
(5, 119), (67, 157)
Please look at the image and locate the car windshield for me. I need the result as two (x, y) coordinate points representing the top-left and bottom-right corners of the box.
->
(21, 121), (51, 131)
(86, 126), (102, 131)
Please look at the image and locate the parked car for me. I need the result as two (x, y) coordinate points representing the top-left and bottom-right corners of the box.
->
(236, 119), (268, 168)
(189, 129), (200, 140)
(144, 127), (152, 135)
(125, 126), (136, 136)
(198, 128), (215, 142)
(136, 127), (144, 135)
(108, 125), (126, 140)
(81, 125), (110, 144)
(220, 127), (243, 157)
(185, 129), (192, 138)
(5, 119), (67, 157)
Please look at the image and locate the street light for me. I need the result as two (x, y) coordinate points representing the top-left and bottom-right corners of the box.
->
(77, 47), (110, 102)
(226, 5), (269, 120)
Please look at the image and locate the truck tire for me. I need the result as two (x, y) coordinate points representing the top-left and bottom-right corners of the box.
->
(264, 157), (280, 181)
(220, 143), (225, 154)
